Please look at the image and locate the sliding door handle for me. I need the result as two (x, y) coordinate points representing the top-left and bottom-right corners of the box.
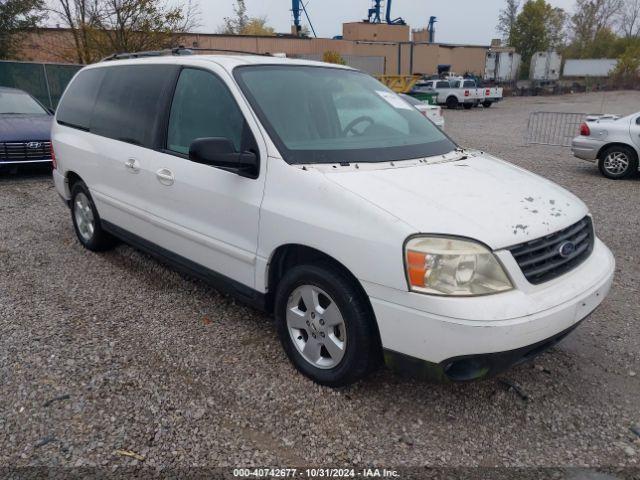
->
(156, 168), (174, 186)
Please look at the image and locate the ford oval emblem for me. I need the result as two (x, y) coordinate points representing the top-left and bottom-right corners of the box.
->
(558, 241), (576, 258)
(27, 142), (42, 149)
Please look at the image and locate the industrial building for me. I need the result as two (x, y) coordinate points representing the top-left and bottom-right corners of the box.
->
(17, 22), (491, 77)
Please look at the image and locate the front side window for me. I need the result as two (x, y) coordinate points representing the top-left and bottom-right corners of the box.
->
(0, 89), (48, 115)
(436, 81), (450, 88)
(235, 66), (455, 164)
(167, 68), (246, 155)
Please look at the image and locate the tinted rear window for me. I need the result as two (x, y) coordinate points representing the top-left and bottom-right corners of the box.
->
(56, 68), (106, 130)
(91, 65), (178, 148)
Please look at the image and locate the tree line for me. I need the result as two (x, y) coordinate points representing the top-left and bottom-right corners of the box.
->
(497, 0), (640, 81)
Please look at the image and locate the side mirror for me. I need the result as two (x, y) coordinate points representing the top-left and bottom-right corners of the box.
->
(188, 137), (258, 178)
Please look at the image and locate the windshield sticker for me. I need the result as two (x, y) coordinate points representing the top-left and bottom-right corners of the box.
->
(376, 90), (413, 110)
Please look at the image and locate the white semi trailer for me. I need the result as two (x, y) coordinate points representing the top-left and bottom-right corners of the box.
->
(484, 51), (521, 83)
(530, 51), (562, 81)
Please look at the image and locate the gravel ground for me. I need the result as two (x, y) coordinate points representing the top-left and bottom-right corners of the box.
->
(0, 91), (639, 472)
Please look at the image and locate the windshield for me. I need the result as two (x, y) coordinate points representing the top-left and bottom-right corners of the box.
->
(0, 90), (47, 115)
(234, 65), (456, 164)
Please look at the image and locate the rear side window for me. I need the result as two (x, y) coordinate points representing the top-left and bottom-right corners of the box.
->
(167, 68), (246, 154)
(56, 68), (105, 131)
(463, 80), (475, 88)
(91, 65), (177, 148)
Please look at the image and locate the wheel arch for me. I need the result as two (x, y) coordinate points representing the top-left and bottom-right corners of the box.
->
(597, 142), (639, 161)
(265, 244), (380, 331)
(266, 242), (383, 365)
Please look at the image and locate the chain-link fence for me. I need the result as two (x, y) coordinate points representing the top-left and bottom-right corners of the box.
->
(524, 111), (588, 147)
(0, 60), (82, 110)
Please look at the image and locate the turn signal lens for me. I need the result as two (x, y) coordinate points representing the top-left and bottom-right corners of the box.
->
(406, 250), (427, 287)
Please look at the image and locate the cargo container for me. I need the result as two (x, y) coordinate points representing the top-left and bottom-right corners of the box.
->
(530, 51), (562, 81)
(563, 59), (617, 77)
(484, 50), (521, 82)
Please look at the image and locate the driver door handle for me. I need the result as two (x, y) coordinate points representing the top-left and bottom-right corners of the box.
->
(156, 168), (174, 186)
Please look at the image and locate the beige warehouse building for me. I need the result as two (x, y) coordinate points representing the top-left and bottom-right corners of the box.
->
(16, 22), (490, 76)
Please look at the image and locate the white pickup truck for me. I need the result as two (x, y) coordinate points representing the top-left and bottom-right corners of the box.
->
(413, 78), (503, 109)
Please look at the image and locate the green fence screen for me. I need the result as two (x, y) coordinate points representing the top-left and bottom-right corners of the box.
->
(0, 60), (82, 110)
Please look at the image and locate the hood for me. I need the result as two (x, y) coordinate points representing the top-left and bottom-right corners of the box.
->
(322, 153), (588, 250)
(0, 114), (52, 142)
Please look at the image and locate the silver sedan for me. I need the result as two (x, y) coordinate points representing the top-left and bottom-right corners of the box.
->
(571, 112), (640, 179)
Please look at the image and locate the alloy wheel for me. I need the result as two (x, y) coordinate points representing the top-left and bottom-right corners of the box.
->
(74, 192), (95, 242)
(286, 285), (347, 369)
(603, 151), (629, 175)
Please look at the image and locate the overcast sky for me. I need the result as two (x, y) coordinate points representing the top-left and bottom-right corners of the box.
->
(198, 0), (577, 44)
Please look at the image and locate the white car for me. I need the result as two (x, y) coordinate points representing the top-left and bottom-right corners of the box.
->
(399, 94), (444, 129)
(52, 54), (614, 386)
(571, 113), (640, 179)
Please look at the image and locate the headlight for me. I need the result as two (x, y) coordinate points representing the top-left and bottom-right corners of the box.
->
(404, 236), (512, 296)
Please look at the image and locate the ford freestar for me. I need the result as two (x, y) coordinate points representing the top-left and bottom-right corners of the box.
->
(51, 53), (615, 386)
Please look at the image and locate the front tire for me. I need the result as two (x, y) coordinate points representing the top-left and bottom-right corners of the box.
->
(70, 181), (116, 251)
(274, 264), (380, 387)
(598, 145), (638, 179)
(446, 96), (458, 109)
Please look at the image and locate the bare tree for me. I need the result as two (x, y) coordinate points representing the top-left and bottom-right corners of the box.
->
(220, 0), (247, 35)
(93, 0), (199, 55)
(619, 0), (640, 37)
(571, 0), (623, 47)
(496, 0), (520, 45)
(48, 0), (199, 63)
(47, 0), (99, 63)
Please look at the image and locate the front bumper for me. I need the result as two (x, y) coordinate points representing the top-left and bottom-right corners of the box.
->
(365, 238), (615, 381)
(384, 317), (586, 382)
(571, 137), (603, 161)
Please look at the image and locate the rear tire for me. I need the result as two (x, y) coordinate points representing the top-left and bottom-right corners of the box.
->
(597, 145), (638, 180)
(274, 263), (380, 387)
(446, 96), (458, 109)
(482, 101), (492, 108)
(70, 181), (116, 251)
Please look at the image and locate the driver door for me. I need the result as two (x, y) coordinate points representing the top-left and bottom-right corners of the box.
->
(143, 66), (267, 290)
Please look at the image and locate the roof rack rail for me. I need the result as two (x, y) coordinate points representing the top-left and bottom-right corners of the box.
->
(101, 46), (273, 62)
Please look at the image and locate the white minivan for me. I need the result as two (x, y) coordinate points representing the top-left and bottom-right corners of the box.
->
(52, 54), (615, 386)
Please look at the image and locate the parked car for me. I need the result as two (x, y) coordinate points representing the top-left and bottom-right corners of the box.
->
(52, 55), (614, 387)
(399, 93), (444, 129)
(0, 87), (53, 172)
(571, 113), (640, 179)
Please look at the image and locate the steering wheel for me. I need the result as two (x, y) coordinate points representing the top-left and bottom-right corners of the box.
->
(342, 115), (374, 136)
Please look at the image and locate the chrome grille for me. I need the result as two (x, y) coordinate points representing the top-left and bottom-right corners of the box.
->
(0, 141), (52, 162)
(508, 217), (594, 285)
